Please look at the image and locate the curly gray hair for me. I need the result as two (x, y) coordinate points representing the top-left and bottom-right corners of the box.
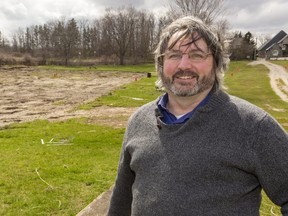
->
(154, 16), (229, 91)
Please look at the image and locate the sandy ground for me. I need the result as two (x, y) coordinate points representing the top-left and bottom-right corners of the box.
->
(0, 66), (141, 128)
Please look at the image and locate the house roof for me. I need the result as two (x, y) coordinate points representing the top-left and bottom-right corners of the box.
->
(258, 30), (287, 51)
(265, 43), (278, 52)
(277, 34), (288, 44)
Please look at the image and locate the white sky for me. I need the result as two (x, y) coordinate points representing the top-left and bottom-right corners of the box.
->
(0, 0), (288, 40)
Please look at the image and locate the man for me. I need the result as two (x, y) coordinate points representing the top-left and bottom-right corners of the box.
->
(108, 16), (288, 215)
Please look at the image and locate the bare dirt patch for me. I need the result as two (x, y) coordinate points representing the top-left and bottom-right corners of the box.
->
(0, 67), (141, 128)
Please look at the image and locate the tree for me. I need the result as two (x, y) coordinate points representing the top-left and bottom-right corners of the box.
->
(230, 31), (256, 60)
(39, 24), (51, 57)
(50, 20), (65, 58)
(163, 0), (230, 47)
(102, 7), (137, 65)
(167, 0), (227, 25)
(65, 18), (80, 65)
(0, 31), (2, 48)
(24, 27), (33, 52)
(50, 18), (80, 65)
(0, 6), (159, 65)
(255, 33), (272, 48)
(134, 11), (156, 61)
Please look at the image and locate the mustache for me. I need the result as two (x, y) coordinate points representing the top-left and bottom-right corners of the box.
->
(172, 70), (199, 80)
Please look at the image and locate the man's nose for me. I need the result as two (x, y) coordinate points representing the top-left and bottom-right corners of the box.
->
(178, 54), (192, 70)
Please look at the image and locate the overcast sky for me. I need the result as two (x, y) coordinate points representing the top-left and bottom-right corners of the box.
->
(0, 0), (288, 40)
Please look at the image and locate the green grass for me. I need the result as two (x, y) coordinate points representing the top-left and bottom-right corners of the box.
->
(38, 64), (156, 73)
(0, 119), (124, 215)
(269, 60), (288, 70)
(1, 61), (287, 215)
(225, 61), (287, 131)
(78, 76), (163, 110)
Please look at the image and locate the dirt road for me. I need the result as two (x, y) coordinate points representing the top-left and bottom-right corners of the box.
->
(0, 67), (140, 128)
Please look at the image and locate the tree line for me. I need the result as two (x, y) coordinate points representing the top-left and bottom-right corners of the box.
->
(0, 7), (161, 66)
(1, 0), (257, 66)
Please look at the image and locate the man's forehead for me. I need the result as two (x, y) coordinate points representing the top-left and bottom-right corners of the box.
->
(168, 30), (207, 49)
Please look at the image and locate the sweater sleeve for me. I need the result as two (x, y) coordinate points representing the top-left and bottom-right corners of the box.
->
(107, 124), (135, 216)
(253, 114), (288, 215)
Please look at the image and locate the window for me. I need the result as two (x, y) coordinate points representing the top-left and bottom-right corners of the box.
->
(272, 49), (279, 56)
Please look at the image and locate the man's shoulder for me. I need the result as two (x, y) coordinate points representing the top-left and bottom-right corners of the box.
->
(229, 94), (265, 113)
(124, 99), (159, 134)
(224, 93), (269, 124)
(208, 91), (267, 123)
(128, 99), (158, 122)
(210, 90), (265, 115)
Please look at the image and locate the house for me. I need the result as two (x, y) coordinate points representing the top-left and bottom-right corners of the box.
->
(258, 30), (288, 59)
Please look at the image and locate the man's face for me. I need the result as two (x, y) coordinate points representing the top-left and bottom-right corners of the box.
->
(161, 32), (215, 97)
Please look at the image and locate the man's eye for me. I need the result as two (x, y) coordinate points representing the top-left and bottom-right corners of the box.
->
(167, 53), (181, 59)
(190, 53), (205, 59)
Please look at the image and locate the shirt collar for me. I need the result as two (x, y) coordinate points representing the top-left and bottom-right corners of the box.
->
(158, 93), (169, 111)
(157, 92), (212, 124)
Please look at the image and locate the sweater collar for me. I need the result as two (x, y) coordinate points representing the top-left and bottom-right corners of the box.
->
(157, 92), (212, 124)
(156, 90), (229, 113)
(155, 90), (230, 129)
(197, 90), (230, 113)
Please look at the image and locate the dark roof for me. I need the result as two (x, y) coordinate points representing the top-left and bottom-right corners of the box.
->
(258, 30), (287, 51)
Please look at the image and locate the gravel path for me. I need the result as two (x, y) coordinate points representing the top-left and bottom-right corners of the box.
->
(249, 59), (288, 103)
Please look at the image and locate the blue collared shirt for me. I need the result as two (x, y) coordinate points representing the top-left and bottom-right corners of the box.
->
(157, 93), (211, 124)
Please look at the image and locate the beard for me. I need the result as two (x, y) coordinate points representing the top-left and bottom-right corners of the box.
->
(160, 70), (215, 97)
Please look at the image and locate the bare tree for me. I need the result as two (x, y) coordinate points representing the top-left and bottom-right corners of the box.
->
(254, 33), (272, 48)
(102, 7), (137, 65)
(76, 18), (90, 57)
(39, 23), (51, 57)
(165, 0), (230, 47)
(14, 28), (25, 52)
(129, 11), (156, 62)
(0, 31), (9, 50)
(90, 20), (102, 57)
(167, 0), (227, 25)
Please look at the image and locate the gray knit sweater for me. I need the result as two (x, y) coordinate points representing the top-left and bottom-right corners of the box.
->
(108, 90), (288, 216)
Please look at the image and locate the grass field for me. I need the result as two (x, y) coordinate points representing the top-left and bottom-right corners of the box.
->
(1, 61), (287, 215)
(78, 76), (162, 109)
(38, 64), (157, 74)
(269, 60), (288, 70)
(0, 119), (125, 215)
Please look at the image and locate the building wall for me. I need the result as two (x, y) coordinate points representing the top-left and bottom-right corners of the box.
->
(266, 44), (283, 59)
